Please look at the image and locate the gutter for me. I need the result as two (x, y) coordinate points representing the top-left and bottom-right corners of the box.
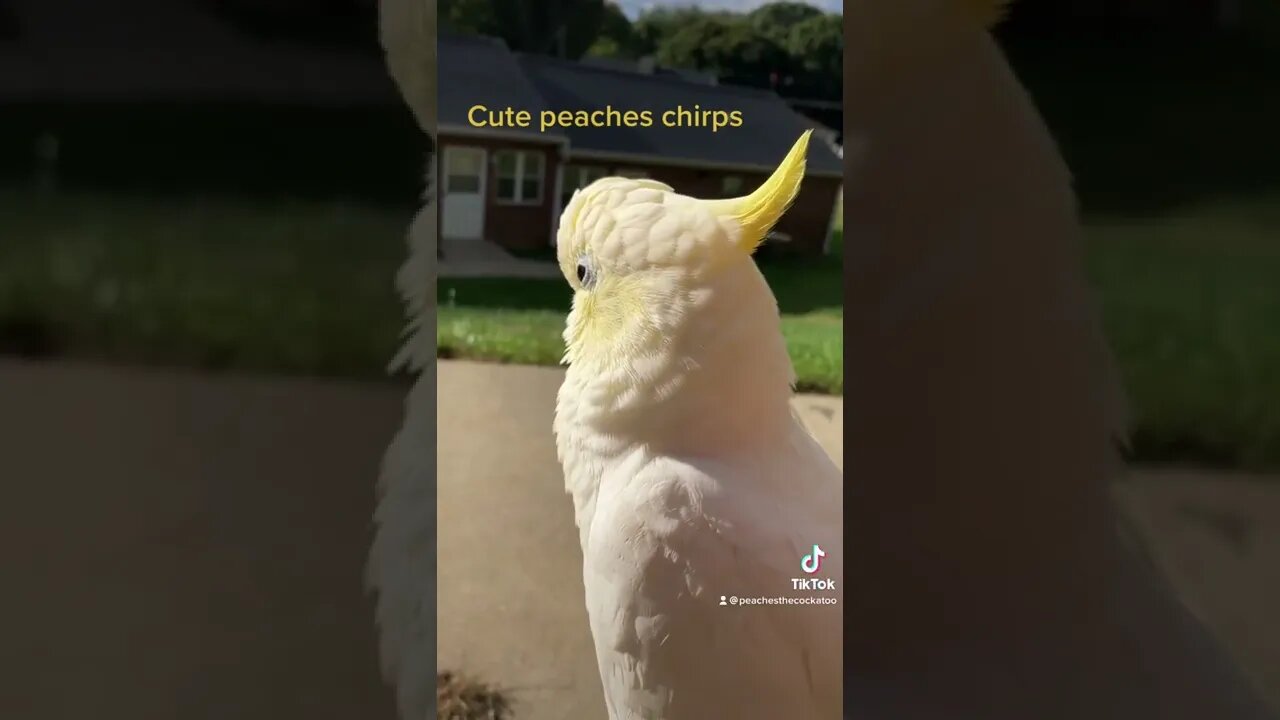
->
(437, 122), (570, 148)
(566, 147), (843, 180)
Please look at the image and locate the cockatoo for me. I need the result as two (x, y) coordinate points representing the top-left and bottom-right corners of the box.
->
(553, 131), (843, 719)
(367, 1), (436, 719)
(841, 1), (1276, 717)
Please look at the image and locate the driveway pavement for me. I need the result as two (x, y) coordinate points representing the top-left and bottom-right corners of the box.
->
(435, 361), (841, 719)
(0, 357), (1276, 719)
(1115, 471), (1280, 708)
(0, 359), (401, 720)
(438, 238), (562, 279)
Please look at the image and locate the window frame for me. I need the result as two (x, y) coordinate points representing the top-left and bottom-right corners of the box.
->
(443, 146), (484, 196)
(493, 149), (546, 206)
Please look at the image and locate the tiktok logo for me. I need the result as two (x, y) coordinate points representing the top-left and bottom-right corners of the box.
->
(800, 544), (826, 574)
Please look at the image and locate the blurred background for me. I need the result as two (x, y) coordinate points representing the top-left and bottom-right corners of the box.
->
(0, 0), (1278, 718)
(0, 1), (415, 718)
(0, 0), (423, 377)
(3, 0), (1276, 466)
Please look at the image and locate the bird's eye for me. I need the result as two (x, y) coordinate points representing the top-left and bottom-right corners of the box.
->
(576, 256), (595, 289)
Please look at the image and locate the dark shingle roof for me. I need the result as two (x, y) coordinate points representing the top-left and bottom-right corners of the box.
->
(518, 54), (842, 176)
(438, 32), (560, 141)
(437, 32), (842, 176)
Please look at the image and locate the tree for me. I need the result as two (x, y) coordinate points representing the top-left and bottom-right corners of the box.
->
(437, 0), (845, 99)
(586, 2), (643, 59)
(786, 13), (842, 99)
(656, 15), (790, 90)
(632, 6), (735, 55)
(748, 1), (824, 49)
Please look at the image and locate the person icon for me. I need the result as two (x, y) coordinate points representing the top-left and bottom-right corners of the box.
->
(719, 595), (727, 606)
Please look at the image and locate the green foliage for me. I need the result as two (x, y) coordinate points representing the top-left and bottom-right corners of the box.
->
(631, 6), (738, 55)
(786, 14), (842, 98)
(587, 2), (645, 59)
(629, 2), (840, 98)
(748, 1), (824, 49)
(655, 15), (790, 90)
(439, 1), (842, 98)
(9, 185), (1280, 468)
(438, 255), (845, 394)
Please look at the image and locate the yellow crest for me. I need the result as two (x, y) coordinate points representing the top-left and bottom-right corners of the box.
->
(706, 130), (811, 252)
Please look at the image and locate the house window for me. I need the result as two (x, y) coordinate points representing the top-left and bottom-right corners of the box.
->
(444, 148), (483, 194)
(561, 164), (608, 208)
(721, 175), (744, 197)
(494, 150), (545, 204)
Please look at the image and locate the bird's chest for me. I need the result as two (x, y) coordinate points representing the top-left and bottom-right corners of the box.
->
(555, 415), (646, 546)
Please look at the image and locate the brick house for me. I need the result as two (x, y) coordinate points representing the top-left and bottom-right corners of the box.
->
(437, 32), (844, 257)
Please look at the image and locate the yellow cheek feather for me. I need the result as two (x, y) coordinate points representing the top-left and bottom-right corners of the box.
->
(564, 276), (651, 367)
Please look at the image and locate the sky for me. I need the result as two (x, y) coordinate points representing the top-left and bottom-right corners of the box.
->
(615, 0), (842, 19)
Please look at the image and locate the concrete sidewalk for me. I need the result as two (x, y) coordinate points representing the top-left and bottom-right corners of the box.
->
(1115, 471), (1280, 706)
(0, 359), (402, 719)
(438, 239), (562, 279)
(436, 361), (1280, 717)
(0, 357), (1277, 719)
(435, 361), (842, 719)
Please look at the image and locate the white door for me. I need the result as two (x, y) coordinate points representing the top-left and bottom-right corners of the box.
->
(442, 146), (486, 240)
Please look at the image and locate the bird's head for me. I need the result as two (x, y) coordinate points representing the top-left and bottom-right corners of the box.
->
(555, 131), (811, 374)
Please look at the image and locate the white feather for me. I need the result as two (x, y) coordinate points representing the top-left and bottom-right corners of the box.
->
(556, 253), (843, 719)
(368, 1), (436, 719)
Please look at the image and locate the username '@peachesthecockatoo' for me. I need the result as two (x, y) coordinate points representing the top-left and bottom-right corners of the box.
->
(553, 131), (843, 719)
(367, 1), (436, 719)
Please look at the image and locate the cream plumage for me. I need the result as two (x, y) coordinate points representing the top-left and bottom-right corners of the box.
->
(367, 1), (436, 719)
(553, 132), (843, 720)
(842, 1), (1275, 717)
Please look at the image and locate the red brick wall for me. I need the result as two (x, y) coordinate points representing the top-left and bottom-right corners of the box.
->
(437, 134), (561, 251)
(438, 135), (840, 257)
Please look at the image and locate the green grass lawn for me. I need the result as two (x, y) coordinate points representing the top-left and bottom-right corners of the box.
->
(0, 191), (408, 377)
(3, 188), (1278, 469)
(1084, 201), (1280, 469)
(438, 254), (845, 394)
